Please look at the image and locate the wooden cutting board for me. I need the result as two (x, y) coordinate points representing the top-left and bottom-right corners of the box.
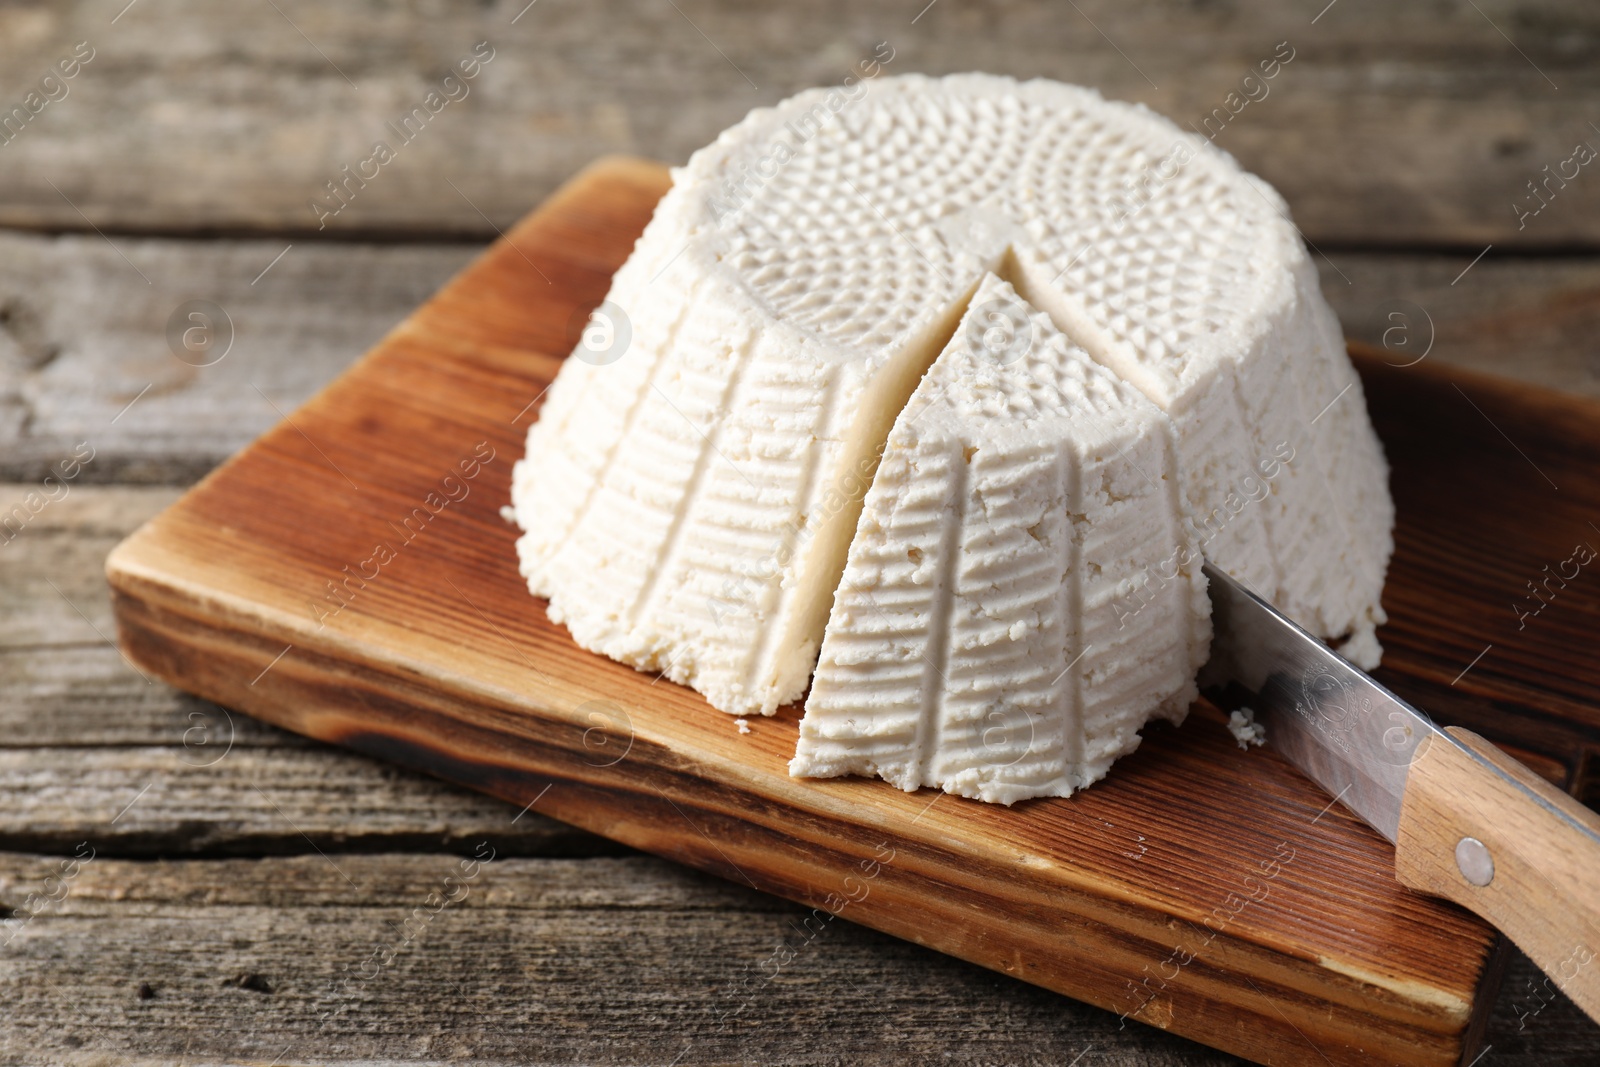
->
(108, 156), (1600, 1067)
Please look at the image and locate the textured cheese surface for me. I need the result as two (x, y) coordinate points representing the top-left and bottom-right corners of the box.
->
(512, 72), (1394, 724)
(793, 275), (1210, 804)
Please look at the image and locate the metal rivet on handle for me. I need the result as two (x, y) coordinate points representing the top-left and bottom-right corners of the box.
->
(1455, 836), (1495, 887)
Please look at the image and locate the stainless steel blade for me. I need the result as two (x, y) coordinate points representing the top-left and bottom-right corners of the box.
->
(1199, 562), (1442, 843)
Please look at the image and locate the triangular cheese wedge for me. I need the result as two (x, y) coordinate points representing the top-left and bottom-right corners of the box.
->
(792, 275), (1209, 804)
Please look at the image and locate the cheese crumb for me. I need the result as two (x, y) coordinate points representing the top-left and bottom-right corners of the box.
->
(1228, 708), (1267, 750)
(735, 718), (751, 735)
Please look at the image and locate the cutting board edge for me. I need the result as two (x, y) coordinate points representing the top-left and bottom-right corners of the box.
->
(107, 568), (1495, 1067)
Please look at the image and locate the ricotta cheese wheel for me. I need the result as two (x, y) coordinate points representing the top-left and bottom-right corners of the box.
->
(512, 73), (1393, 724)
(792, 274), (1210, 804)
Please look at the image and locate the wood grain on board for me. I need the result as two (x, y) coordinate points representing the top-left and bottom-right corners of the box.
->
(97, 154), (1600, 1066)
(0, 1), (1597, 246)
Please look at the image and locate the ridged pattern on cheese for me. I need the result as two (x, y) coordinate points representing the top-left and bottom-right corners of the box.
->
(793, 276), (1209, 804)
(513, 73), (1393, 721)
(520, 262), (873, 709)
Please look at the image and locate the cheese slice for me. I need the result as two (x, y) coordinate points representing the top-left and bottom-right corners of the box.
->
(512, 73), (1394, 724)
(792, 274), (1209, 804)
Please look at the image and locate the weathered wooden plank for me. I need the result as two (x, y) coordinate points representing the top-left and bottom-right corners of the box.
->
(0, 1), (1595, 245)
(0, 852), (1233, 1066)
(0, 746), (614, 858)
(0, 488), (608, 858)
(0, 852), (1590, 1066)
(2, 231), (1599, 484)
(0, 482), (292, 752)
(0, 480), (288, 749)
(1321, 254), (1600, 400)
(0, 232), (477, 483)
(0, 640), (344, 759)
(0, 485), (176, 646)
(0, 643), (284, 748)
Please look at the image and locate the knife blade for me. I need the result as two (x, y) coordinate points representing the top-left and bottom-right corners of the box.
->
(1198, 561), (1434, 843)
(1199, 561), (1600, 1025)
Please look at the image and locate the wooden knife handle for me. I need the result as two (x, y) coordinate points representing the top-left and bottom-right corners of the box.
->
(1395, 726), (1600, 1024)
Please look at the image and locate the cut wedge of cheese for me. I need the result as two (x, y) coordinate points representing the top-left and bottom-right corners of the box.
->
(512, 73), (1394, 727)
(792, 274), (1210, 804)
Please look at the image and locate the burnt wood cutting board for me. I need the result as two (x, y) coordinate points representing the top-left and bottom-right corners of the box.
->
(108, 156), (1600, 1067)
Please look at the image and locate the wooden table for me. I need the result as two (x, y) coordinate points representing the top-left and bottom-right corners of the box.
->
(3, 2), (1598, 1063)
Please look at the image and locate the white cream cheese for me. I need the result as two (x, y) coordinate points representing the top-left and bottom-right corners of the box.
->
(512, 73), (1393, 756)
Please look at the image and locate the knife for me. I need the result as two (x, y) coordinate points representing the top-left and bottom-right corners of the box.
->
(1199, 562), (1600, 1025)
